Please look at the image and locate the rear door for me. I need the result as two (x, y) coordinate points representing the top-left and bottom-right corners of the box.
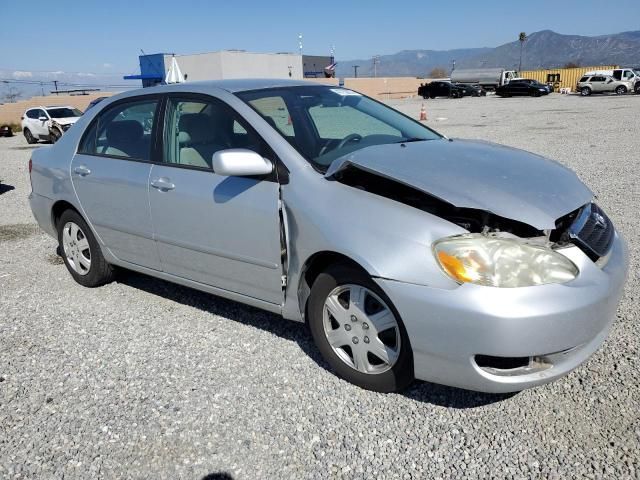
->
(148, 94), (284, 304)
(72, 96), (162, 270)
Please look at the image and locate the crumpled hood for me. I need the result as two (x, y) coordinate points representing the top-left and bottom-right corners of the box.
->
(325, 139), (593, 230)
(52, 117), (80, 126)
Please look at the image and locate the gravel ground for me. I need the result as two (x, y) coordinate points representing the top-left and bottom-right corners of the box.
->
(1, 93), (639, 479)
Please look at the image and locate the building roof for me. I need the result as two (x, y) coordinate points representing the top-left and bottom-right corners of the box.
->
(195, 78), (328, 92)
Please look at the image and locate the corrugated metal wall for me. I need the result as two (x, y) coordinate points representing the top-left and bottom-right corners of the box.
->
(520, 66), (618, 92)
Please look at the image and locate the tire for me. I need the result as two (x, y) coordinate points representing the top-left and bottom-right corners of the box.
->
(24, 128), (37, 144)
(635, 83), (640, 94)
(57, 209), (115, 287)
(49, 127), (62, 143)
(615, 86), (627, 95)
(580, 87), (591, 96)
(307, 264), (414, 393)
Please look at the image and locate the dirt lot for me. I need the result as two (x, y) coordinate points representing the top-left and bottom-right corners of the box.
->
(1, 93), (639, 479)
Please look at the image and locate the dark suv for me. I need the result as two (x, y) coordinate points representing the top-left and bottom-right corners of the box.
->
(418, 81), (465, 99)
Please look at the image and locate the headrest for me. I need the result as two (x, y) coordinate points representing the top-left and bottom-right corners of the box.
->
(178, 113), (215, 144)
(106, 120), (143, 146)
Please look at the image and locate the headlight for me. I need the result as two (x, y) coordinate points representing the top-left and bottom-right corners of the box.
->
(539, 88), (546, 91)
(433, 234), (578, 287)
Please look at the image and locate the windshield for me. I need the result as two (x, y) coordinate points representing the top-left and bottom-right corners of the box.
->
(47, 107), (82, 119)
(237, 86), (442, 171)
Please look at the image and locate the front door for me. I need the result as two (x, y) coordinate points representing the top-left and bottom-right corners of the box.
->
(71, 96), (162, 270)
(149, 95), (284, 304)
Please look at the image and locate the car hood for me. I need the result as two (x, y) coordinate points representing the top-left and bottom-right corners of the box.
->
(51, 117), (80, 126)
(325, 139), (593, 230)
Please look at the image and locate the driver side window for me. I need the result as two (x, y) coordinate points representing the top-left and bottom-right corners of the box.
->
(163, 97), (263, 170)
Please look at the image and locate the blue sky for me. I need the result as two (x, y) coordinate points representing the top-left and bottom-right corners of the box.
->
(1, 0), (639, 76)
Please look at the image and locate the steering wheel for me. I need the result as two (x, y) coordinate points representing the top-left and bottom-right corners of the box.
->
(337, 133), (363, 149)
(319, 133), (363, 157)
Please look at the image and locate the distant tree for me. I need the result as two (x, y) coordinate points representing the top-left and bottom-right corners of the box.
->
(429, 67), (448, 78)
(564, 61), (581, 69)
(518, 32), (527, 71)
(2, 86), (22, 103)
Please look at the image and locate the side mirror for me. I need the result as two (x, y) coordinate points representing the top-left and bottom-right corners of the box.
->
(38, 116), (48, 122)
(212, 149), (273, 177)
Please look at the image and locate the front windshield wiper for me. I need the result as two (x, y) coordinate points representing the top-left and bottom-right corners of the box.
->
(395, 137), (428, 144)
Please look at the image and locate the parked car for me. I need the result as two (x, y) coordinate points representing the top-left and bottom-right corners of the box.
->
(418, 81), (465, 99)
(454, 83), (487, 97)
(0, 124), (13, 137)
(84, 96), (108, 113)
(495, 79), (551, 97)
(21, 106), (82, 144)
(28, 80), (628, 394)
(577, 75), (633, 96)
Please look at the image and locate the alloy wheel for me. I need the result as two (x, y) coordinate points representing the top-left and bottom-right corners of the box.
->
(62, 222), (91, 275)
(323, 284), (401, 374)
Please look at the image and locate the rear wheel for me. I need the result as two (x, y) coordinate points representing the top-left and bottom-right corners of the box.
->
(57, 209), (115, 287)
(635, 83), (640, 94)
(308, 264), (414, 392)
(581, 87), (591, 96)
(615, 85), (627, 95)
(23, 128), (37, 144)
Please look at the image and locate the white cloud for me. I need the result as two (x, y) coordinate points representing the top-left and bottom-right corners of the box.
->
(76, 72), (96, 77)
(12, 70), (33, 78)
(103, 63), (113, 68)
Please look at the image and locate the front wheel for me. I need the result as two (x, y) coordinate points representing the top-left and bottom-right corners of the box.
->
(615, 86), (627, 95)
(24, 128), (37, 144)
(57, 209), (115, 287)
(49, 127), (62, 143)
(308, 265), (414, 392)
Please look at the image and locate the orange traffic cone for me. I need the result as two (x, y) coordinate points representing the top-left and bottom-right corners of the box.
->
(419, 104), (427, 121)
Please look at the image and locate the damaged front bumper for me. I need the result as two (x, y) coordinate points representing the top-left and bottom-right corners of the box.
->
(375, 232), (628, 393)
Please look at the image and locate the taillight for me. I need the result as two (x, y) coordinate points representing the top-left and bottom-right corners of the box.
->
(28, 158), (33, 188)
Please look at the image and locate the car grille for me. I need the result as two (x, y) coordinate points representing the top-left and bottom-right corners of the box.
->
(567, 203), (614, 261)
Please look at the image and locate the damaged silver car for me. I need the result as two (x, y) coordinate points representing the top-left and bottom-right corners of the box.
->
(29, 80), (628, 393)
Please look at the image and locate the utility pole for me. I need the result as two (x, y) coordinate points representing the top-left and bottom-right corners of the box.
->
(353, 65), (360, 78)
(451, 59), (456, 74)
(53, 80), (59, 95)
(373, 55), (380, 77)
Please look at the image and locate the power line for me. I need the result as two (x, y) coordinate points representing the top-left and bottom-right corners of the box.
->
(1, 78), (132, 89)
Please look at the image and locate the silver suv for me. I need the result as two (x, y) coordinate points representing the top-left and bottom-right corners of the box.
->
(577, 75), (632, 96)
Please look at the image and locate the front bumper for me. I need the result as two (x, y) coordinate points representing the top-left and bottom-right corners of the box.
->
(375, 233), (628, 393)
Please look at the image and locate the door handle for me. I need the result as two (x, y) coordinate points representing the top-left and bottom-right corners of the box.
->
(73, 165), (91, 176)
(150, 177), (175, 191)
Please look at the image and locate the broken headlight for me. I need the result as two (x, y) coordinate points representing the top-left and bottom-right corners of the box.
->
(433, 234), (578, 287)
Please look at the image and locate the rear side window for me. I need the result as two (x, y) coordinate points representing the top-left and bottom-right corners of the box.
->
(79, 99), (158, 160)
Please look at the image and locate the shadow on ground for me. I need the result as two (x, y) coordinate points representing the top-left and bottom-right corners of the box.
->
(118, 269), (515, 409)
(0, 183), (15, 195)
(202, 473), (234, 480)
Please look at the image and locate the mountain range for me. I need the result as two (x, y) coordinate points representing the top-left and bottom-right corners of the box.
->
(335, 30), (640, 77)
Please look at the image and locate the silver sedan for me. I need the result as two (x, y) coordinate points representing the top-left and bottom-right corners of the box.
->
(28, 79), (628, 393)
